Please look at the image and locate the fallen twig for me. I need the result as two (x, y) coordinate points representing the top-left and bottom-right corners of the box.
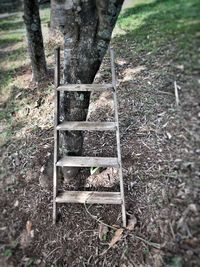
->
(169, 221), (175, 240)
(174, 81), (179, 106)
(156, 90), (173, 96)
(100, 232), (161, 256)
(84, 201), (117, 231)
(45, 246), (62, 260)
(132, 234), (161, 249)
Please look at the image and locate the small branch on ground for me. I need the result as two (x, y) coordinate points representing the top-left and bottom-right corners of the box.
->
(84, 201), (117, 231)
(174, 81), (180, 106)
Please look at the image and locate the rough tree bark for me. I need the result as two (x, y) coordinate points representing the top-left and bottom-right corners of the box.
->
(51, 0), (124, 180)
(23, 0), (47, 82)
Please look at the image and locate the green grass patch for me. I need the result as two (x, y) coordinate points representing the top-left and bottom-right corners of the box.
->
(0, 13), (25, 95)
(0, 6), (51, 146)
(0, 34), (23, 46)
(0, 17), (24, 32)
(40, 4), (50, 24)
(115, 0), (200, 58)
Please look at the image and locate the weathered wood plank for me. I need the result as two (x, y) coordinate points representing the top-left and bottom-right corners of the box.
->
(110, 47), (126, 227)
(57, 84), (113, 92)
(56, 121), (116, 131)
(56, 191), (122, 204)
(56, 156), (119, 167)
(53, 47), (60, 224)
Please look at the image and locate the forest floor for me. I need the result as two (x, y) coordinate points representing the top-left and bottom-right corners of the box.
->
(0, 0), (200, 266)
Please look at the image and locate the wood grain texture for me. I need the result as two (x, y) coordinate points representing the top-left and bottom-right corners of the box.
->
(56, 121), (116, 131)
(110, 47), (126, 227)
(53, 47), (60, 224)
(56, 191), (122, 204)
(57, 84), (113, 92)
(56, 156), (119, 167)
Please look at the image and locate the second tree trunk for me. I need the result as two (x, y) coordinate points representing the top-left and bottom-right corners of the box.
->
(24, 0), (47, 82)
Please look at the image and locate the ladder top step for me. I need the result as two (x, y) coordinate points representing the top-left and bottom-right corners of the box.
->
(56, 191), (122, 204)
(56, 121), (117, 131)
(56, 156), (119, 167)
(57, 84), (113, 92)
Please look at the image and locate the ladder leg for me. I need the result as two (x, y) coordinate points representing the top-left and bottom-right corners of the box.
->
(110, 47), (127, 227)
(119, 168), (127, 227)
(53, 190), (57, 224)
(53, 47), (60, 224)
(53, 165), (58, 224)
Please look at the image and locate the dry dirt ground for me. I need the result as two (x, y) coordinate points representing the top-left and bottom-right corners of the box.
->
(1, 3), (200, 267)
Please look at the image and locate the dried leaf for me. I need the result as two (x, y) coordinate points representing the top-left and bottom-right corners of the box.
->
(109, 228), (124, 247)
(26, 220), (32, 235)
(30, 230), (34, 238)
(20, 232), (32, 248)
(98, 223), (109, 241)
(187, 204), (198, 214)
(166, 132), (172, 140)
(127, 214), (137, 231)
(14, 200), (19, 207)
(177, 216), (184, 229)
(40, 165), (45, 173)
(20, 221), (34, 249)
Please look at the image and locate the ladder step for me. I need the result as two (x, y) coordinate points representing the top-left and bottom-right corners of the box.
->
(56, 121), (117, 131)
(56, 191), (122, 204)
(56, 156), (119, 167)
(57, 84), (113, 92)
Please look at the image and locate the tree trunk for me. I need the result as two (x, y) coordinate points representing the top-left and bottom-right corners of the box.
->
(51, 0), (123, 179)
(23, 0), (47, 82)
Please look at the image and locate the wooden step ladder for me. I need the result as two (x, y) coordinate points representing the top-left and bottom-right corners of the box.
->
(53, 47), (126, 227)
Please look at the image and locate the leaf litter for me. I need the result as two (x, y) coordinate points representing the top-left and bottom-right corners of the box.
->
(1, 2), (200, 266)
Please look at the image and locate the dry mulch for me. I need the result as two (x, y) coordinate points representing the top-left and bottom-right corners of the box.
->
(0, 41), (200, 266)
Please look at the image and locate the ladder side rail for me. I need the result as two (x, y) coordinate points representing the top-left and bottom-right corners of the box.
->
(110, 47), (126, 227)
(53, 47), (60, 224)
